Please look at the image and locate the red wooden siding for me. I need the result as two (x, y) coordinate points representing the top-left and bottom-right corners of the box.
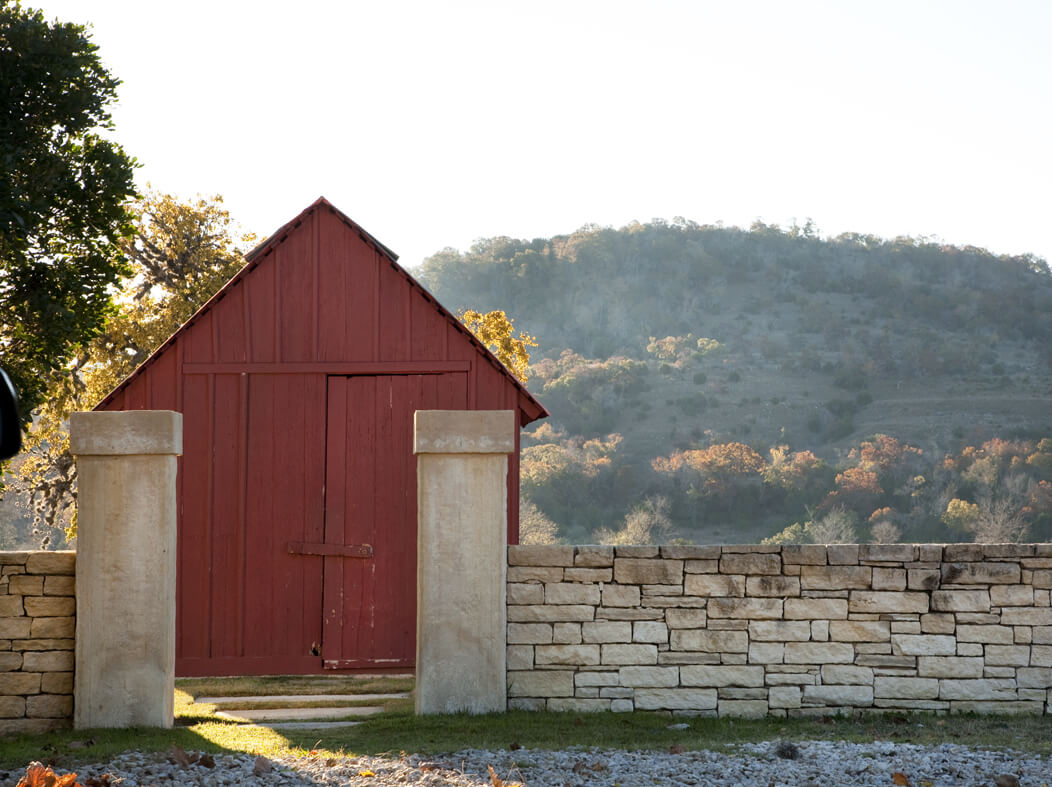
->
(96, 198), (546, 676)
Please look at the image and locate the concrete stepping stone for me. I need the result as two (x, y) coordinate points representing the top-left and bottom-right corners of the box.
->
(215, 705), (384, 722)
(197, 692), (409, 706)
(254, 720), (365, 730)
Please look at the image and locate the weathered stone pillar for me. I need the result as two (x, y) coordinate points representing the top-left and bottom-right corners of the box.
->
(414, 410), (514, 714)
(70, 411), (181, 729)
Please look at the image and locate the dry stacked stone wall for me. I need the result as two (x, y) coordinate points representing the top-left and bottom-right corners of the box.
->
(507, 543), (1052, 716)
(0, 551), (75, 733)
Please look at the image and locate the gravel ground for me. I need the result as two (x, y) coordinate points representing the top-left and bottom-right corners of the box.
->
(2, 741), (1048, 786)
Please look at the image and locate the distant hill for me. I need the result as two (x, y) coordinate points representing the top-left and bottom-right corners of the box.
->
(417, 220), (1052, 545)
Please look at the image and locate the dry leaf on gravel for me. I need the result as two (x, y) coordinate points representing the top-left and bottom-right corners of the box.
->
(892, 772), (910, 786)
(17, 763), (82, 787)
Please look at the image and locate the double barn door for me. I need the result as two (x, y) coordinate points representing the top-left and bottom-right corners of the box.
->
(317, 373), (466, 669)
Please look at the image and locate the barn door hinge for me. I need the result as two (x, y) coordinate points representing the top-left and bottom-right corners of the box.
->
(287, 541), (373, 558)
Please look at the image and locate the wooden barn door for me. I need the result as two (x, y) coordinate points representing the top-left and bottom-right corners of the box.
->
(321, 373), (467, 669)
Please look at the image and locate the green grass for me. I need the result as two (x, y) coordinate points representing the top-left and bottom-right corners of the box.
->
(0, 706), (1049, 772)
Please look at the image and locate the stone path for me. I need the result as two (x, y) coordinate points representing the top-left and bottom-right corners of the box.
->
(199, 690), (410, 729)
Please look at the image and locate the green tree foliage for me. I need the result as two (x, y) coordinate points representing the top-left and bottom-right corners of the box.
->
(0, 4), (137, 420)
(17, 191), (254, 544)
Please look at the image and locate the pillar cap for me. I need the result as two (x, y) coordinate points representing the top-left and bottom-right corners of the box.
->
(70, 411), (182, 456)
(414, 410), (514, 454)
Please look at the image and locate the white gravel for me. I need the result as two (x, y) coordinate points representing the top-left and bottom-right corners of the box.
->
(2, 741), (1048, 786)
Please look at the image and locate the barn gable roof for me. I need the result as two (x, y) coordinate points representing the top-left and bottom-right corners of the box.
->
(97, 197), (548, 424)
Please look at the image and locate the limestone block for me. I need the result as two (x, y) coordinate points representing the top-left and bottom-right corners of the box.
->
(811, 620), (830, 641)
(23, 651), (73, 672)
(507, 566), (563, 583)
(955, 643), (981, 656)
(890, 635), (956, 656)
(7, 576), (43, 595)
(507, 605), (594, 623)
(509, 545), (574, 568)
(1016, 667), (1052, 688)
(658, 652), (721, 665)
(719, 687), (767, 699)
(547, 698), (609, 712)
(576, 672), (619, 687)
(848, 592), (928, 614)
(507, 670), (574, 697)
(1023, 557), (1052, 568)
(829, 621), (890, 642)
(507, 623), (553, 644)
(748, 642), (784, 664)
(930, 590), (990, 612)
(1032, 645), (1052, 666)
(545, 583), (600, 606)
(721, 545), (780, 553)
(874, 677), (939, 699)
(29, 618), (75, 639)
(784, 642), (855, 664)
(40, 672), (73, 694)
(508, 698), (546, 711)
(956, 612), (999, 625)
(615, 546), (660, 558)
(0, 672), (40, 694)
(601, 585), (641, 607)
(0, 696), (26, 718)
(574, 546), (614, 567)
(507, 645), (533, 671)
(670, 630), (747, 653)
(26, 694), (72, 719)
(0, 653), (21, 671)
(601, 644), (657, 665)
(917, 656), (983, 678)
(803, 684), (873, 706)
(943, 544), (984, 562)
(719, 699), (768, 717)
(749, 620), (811, 641)
(955, 625), (1013, 644)
(950, 700), (1043, 715)
(872, 569), (907, 591)
(633, 622), (669, 644)
(800, 566), (871, 590)
(665, 609), (707, 629)
(766, 671), (818, 685)
(681, 665), (764, 687)
(709, 619), (749, 630)
(1031, 571), (1052, 589)
(643, 583), (683, 596)
(610, 698), (633, 712)
(768, 685), (803, 710)
(874, 699), (949, 711)
(990, 585), (1034, 607)
(23, 597), (75, 617)
(784, 598), (848, 619)
(563, 568), (612, 583)
(782, 545), (827, 566)
(939, 678), (1017, 701)
(1019, 688), (1046, 701)
(582, 621), (631, 644)
(553, 623), (581, 644)
(507, 583), (543, 605)
(684, 560), (719, 573)
(25, 553), (75, 576)
(827, 545), (859, 565)
(821, 665), (874, 685)
(535, 644), (599, 666)
(0, 618), (31, 639)
(719, 553), (780, 575)
(746, 576), (800, 597)
(0, 597), (22, 617)
(860, 545), (914, 563)
(855, 655), (918, 669)
(596, 608), (663, 621)
(941, 562), (1020, 585)
(575, 687), (599, 698)
(920, 614), (955, 634)
(11, 639), (73, 652)
(684, 574), (744, 597)
(985, 645), (1030, 666)
(634, 688), (716, 711)
(1016, 627), (1032, 645)
(619, 666), (679, 688)
(907, 569), (941, 591)
(43, 576), (75, 596)
(1002, 608), (1052, 626)
(707, 598), (782, 619)
(614, 559), (683, 585)
(1035, 627), (1052, 644)
(661, 546), (721, 560)
(984, 544), (1035, 558)
(854, 644), (892, 655)
(0, 554), (29, 566)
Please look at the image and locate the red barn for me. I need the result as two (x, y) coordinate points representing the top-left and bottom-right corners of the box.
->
(97, 198), (547, 676)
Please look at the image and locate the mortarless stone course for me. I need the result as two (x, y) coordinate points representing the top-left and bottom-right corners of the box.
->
(506, 544), (1052, 716)
(0, 551), (74, 735)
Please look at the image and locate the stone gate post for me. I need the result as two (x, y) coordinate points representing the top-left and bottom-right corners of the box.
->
(69, 410), (181, 728)
(413, 410), (513, 714)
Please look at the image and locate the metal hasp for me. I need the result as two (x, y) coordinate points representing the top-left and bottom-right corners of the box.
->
(287, 541), (373, 558)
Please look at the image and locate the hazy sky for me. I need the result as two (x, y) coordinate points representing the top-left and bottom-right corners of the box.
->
(30, 0), (1052, 268)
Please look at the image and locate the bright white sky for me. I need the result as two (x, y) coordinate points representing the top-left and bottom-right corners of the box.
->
(31, 0), (1052, 268)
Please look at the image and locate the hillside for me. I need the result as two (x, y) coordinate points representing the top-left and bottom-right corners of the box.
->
(416, 221), (1052, 545)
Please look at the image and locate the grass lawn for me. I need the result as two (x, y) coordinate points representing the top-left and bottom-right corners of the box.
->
(0, 678), (1046, 772)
